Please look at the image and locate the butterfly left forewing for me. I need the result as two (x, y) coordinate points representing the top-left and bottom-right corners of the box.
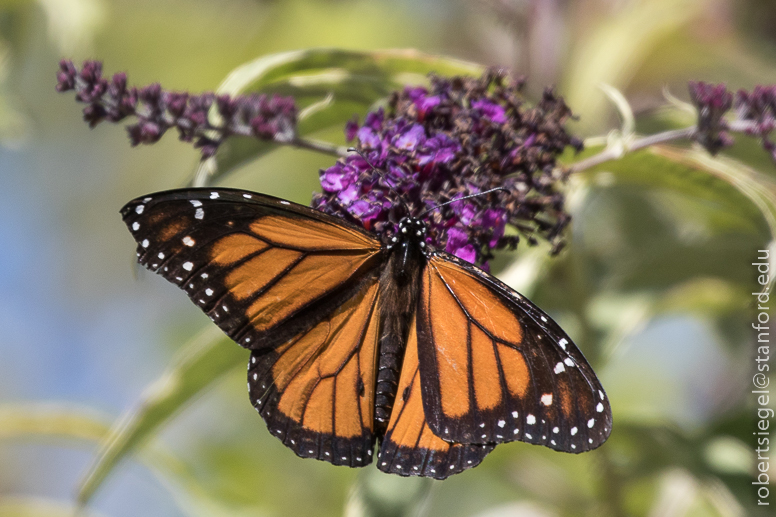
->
(121, 188), (382, 351)
(416, 252), (612, 453)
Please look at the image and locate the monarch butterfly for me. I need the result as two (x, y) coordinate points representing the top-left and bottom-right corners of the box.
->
(121, 187), (611, 479)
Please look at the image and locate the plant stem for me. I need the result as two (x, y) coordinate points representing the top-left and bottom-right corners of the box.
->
(568, 127), (697, 173)
(290, 136), (349, 157)
(569, 120), (763, 174)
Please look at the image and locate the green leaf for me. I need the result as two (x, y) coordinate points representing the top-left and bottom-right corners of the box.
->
(0, 403), (111, 443)
(0, 496), (108, 517)
(76, 325), (248, 505)
(573, 145), (775, 289)
(195, 48), (484, 184)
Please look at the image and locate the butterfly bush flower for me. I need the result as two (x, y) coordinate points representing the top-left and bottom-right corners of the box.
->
(56, 60), (297, 159)
(312, 70), (582, 267)
(735, 85), (776, 162)
(689, 81), (776, 163)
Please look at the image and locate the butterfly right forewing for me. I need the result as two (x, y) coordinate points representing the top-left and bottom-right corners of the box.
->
(415, 252), (612, 452)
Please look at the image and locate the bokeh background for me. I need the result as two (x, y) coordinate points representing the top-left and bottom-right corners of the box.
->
(1, 0), (775, 516)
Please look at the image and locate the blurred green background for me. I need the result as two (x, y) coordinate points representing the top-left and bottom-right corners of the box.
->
(1, 0), (775, 516)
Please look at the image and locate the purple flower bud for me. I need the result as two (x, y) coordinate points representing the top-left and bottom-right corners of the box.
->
(688, 81), (733, 155)
(56, 60), (78, 92)
(472, 99), (507, 123)
(345, 116), (359, 141)
(394, 124), (426, 150)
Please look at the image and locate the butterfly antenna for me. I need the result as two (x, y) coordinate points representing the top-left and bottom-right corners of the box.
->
(417, 187), (510, 219)
(347, 147), (412, 217)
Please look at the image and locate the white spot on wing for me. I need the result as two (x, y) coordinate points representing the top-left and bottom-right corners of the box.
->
(195, 208), (204, 220)
(554, 362), (565, 374)
(497, 420), (505, 428)
(596, 402), (604, 413)
(182, 262), (193, 271)
(132, 222), (140, 231)
(571, 427), (578, 435)
(526, 414), (536, 425)
(564, 358), (574, 367)
(243, 193), (252, 199)
(205, 288), (213, 296)
(512, 411), (518, 418)
(588, 418), (595, 428)
(183, 236), (195, 247)
(541, 393), (553, 406)
(210, 192), (219, 199)
(135, 205), (144, 214)
(559, 338), (568, 350)
(141, 239), (149, 248)
(280, 200), (290, 205)
(190, 200), (202, 207)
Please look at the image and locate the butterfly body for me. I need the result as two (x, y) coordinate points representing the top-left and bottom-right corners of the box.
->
(121, 188), (612, 479)
(374, 217), (428, 432)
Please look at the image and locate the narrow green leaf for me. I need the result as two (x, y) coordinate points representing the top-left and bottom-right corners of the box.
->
(76, 325), (247, 505)
(216, 48), (483, 97)
(0, 403), (111, 443)
(0, 496), (107, 517)
(196, 48), (484, 182)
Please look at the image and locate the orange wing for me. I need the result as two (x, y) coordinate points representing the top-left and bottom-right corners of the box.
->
(248, 278), (382, 465)
(416, 252), (611, 453)
(122, 188), (386, 466)
(121, 189), (383, 351)
(377, 314), (494, 479)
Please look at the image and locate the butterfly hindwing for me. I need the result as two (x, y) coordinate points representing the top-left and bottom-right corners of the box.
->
(121, 188), (383, 351)
(416, 252), (612, 453)
(248, 277), (382, 467)
(377, 314), (494, 479)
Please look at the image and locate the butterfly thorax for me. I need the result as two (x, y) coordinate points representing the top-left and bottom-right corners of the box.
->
(387, 216), (429, 280)
(374, 216), (428, 433)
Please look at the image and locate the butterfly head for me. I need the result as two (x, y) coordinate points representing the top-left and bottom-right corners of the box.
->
(390, 217), (428, 251)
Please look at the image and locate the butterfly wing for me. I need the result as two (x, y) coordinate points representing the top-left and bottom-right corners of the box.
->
(121, 188), (383, 350)
(248, 277), (382, 466)
(416, 252), (612, 453)
(376, 314), (494, 479)
(122, 188), (385, 465)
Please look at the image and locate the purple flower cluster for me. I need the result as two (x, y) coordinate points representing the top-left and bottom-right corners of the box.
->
(689, 81), (776, 163)
(56, 60), (297, 159)
(312, 70), (581, 267)
(736, 86), (776, 162)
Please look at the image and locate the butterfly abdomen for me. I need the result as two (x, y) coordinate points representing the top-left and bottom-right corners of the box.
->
(374, 247), (423, 434)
